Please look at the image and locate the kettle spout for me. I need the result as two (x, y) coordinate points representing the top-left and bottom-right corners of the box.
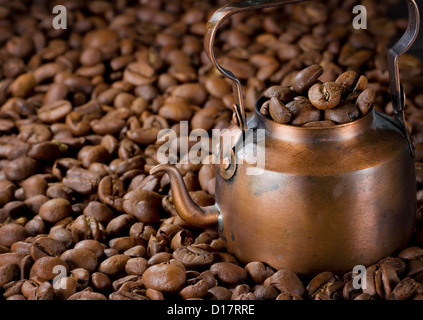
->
(150, 164), (219, 228)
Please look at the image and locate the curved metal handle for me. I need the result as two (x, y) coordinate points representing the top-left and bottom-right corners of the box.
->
(388, 0), (420, 157)
(204, 0), (310, 132)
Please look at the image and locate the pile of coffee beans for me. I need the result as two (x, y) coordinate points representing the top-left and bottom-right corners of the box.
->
(260, 65), (375, 126)
(0, 0), (422, 300)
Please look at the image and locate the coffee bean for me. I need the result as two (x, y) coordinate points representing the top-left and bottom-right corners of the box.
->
(179, 279), (209, 299)
(292, 64), (324, 94)
(325, 100), (359, 124)
(286, 97), (321, 125)
(60, 248), (98, 273)
(30, 237), (66, 261)
(37, 100), (72, 123)
(206, 286), (232, 300)
(27, 280), (55, 300)
(398, 247), (423, 261)
(268, 97), (291, 124)
(10, 73), (36, 98)
(83, 201), (114, 225)
(173, 245), (214, 269)
(109, 236), (145, 253)
(210, 262), (247, 285)
(4, 157), (38, 181)
(67, 290), (107, 300)
(375, 262), (400, 300)
(264, 268), (306, 297)
(122, 189), (162, 224)
(98, 254), (130, 276)
(39, 198), (72, 223)
(63, 167), (101, 195)
(0, 263), (20, 288)
(143, 261), (186, 293)
(125, 257), (149, 276)
(356, 88), (375, 116)
(245, 261), (268, 285)
(29, 257), (68, 281)
(391, 277), (418, 300)
(0, 224), (28, 247)
(0, 180), (16, 207)
(21, 176), (47, 199)
(309, 82), (342, 110)
(91, 272), (112, 292)
(335, 71), (359, 98)
(53, 276), (77, 300)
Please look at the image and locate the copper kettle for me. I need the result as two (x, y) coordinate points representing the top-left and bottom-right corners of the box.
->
(151, 0), (420, 276)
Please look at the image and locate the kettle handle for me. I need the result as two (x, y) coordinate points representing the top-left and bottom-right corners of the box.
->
(204, 0), (310, 133)
(388, 0), (420, 157)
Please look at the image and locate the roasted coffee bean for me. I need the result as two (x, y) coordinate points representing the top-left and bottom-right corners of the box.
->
(210, 262), (247, 285)
(173, 245), (214, 268)
(53, 276), (77, 300)
(143, 260), (186, 293)
(125, 257), (149, 276)
(106, 214), (136, 238)
(309, 82), (342, 110)
(68, 215), (105, 242)
(48, 226), (73, 249)
(378, 257), (406, 275)
(4, 157), (38, 182)
(268, 97), (291, 124)
(63, 167), (101, 195)
(245, 261), (269, 285)
(356, 88), (375, 116)
(83, 201), (114, 225)
(37, 100), (72, 123)
(335, 71), (359, 98)
(91, 272), (112, 292)
(391, 277), (418, 300)
(67, 290), (107, 300)
(292, 64), (324, 94)
(264, 86), (297, 103)
(98, 175), (125, 212)
(21, 176), (47, 199)
(98, 254), (130, 276)
(325, 100), (359, 124)
(264, 268), (306, 297)
(398, 247), (423, 261)
(0, 180), (16, 207)
(38, 198), (72, 223)
(375, 262), (400, 300)
(206, 286), (232, 300)
(70, 268), (91, 291)
(29, 257), (68, 281)
(346, 75), (368, 101)
(0, 263), (20, 288)
(286, 97), (321, 125)
(30, 237), (66, 261)
(0, 224), (28, 247)
(60, 248), (98, 273)
(73, 240), (103, 258)
(109, 236), (145, 253)
(122, 189), (162, 224)
(3, 279), (25, 299)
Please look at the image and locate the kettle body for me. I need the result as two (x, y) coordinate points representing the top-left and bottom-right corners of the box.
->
(214, 98), (416, 275)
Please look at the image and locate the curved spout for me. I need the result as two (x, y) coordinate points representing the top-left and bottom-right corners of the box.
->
(150, 164), (219, 228)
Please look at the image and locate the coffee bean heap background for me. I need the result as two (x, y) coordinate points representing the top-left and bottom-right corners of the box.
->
(0, 0), (423, 300)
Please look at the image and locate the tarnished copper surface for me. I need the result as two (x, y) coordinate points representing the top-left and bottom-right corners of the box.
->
(152, 103), (417, 276)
